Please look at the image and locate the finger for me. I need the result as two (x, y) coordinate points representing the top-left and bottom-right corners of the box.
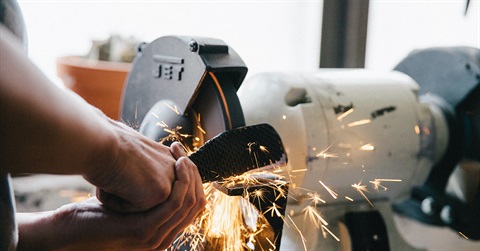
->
(150, 159), (191, 228)
(152, 157), (198, 250)
(122, 167), (190, 251)
(165, 158), (206, 237)
(170, 141), (187, 159)
(136, 166), (189, 250)
(160, 158), (207, 248)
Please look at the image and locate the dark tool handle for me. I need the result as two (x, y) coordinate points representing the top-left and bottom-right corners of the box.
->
(189, 123), (287, 183)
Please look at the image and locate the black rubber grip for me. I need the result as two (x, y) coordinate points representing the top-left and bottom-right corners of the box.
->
(189, 123), (287, 183)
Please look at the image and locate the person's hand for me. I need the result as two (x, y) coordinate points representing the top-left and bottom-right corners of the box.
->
(162, 142), (207, 247)
(83, 118), (177, 212)
(17, 151), (206, 250)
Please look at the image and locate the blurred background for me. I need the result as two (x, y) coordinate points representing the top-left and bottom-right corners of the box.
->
(18, 0), (478, 83)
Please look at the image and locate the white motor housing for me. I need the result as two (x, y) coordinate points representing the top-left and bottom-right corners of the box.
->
(238, 70), (448, 206)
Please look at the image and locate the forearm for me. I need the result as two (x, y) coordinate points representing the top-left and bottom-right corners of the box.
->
(1, 25), (179, 212)
(0, 25), (116, 176)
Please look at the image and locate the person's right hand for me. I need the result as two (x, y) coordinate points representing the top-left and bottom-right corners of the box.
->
(1, 24), (193, 214)
(83, 117), (177, 213)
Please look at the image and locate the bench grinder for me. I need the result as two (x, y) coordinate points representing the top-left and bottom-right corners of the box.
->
(121, 36), (479, 250)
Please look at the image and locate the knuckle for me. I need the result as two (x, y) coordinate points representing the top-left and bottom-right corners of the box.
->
(177, 156), (192, 168)
(169, 198), (183, 210)
(184, 195), (195, 209)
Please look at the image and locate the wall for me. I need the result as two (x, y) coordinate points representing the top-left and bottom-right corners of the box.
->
(367, 0), (479, 70)
(18, 0), (479, 82)
(18, 0), (323, 84)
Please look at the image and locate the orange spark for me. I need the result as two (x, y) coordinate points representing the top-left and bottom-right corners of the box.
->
(316, 144), (338, 159)
(316, 151), (339, 159)
(337, 108), (354, 121)
(161, 126), (192, 147)
(302, 205), (329, 228)
(247, 142), (262, 168)
(287, 215), (307, 251)
(264, 203), (284, 219)
(292, 168), (308, 173)
(369, 178), (402, 191)
(319, 180), (338, 199)
(156, 121), (168, 128)
(272, 183), (288, 201)
(414, 125), (420, 135)
(359, 143), (375, 151)
(246, 142), (257, 154)
(307, 192), (326, 205)
(352, 182), (373, 207)
(347, 119), (371, 127)
(164, 128), (176, 135)
(197, 125), (207, 134)
(259, 145), (269, 153)
(249, 188), (267, 206)
(458, 232), (469, 239)
(321, 225), (340, 242)
(265, 237), (276, 249)
(163, 101), (180, 114)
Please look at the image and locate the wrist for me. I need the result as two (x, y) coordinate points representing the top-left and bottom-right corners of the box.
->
(81, 111), (121, 186)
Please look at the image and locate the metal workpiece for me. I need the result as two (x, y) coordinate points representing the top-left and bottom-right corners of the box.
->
(189, 123), (287, 183)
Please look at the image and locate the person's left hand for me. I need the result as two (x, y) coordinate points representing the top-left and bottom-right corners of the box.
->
(17, 146), (206, 250)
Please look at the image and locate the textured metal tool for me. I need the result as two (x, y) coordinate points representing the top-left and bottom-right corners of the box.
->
(189, 123), (287, 183)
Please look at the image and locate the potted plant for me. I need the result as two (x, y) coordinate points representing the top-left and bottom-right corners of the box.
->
(56, 35), (138, 119)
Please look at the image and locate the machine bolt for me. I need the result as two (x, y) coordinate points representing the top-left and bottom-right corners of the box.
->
(440, 205), (453, 224)
(189, 40), (198, 52)
(137, 42), (147, 53)
(421, 197), (436, 216)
